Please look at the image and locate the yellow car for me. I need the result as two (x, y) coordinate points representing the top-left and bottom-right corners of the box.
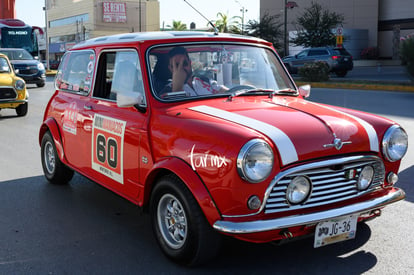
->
(0, 53), (28, 116)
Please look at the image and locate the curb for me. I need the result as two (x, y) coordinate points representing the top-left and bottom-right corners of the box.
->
(46, 70), (57, 76)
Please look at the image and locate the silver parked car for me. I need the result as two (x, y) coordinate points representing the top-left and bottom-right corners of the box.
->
(282, 47), (353, 77)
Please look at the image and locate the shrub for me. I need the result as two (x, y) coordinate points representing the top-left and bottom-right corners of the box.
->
(400, 36), (414, 76)
(298, 61), (330, 82)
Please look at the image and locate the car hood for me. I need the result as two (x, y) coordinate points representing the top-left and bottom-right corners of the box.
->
(185, 96), (380, 166)
(9, 60), (39, 66)
(0, 74), (14, 86)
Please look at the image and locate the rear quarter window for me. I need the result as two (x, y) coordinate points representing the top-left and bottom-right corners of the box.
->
(55, 50), (95, 94)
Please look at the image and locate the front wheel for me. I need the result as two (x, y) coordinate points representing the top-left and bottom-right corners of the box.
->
(150, 175), (221, 266)
(16, 103), (28, 116)
(41, 131), (74, 184)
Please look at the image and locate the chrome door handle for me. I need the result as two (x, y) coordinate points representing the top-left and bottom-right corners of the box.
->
(84, 105), (93, 110)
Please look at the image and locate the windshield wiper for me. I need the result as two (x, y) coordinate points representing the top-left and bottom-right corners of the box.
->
(269, 88), (297, 98)
(227, 88), (275, 101)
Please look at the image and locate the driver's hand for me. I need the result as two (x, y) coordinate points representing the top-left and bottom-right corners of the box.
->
(170, 55), (191, 92)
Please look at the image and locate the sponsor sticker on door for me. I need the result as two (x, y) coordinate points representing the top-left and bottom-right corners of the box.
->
(91, 114), (126, 184)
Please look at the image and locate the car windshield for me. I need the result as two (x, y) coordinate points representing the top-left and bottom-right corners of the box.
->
(1, 49), (34, 60)
(148, 43), (295, 101)
(0, 57), (11, 72)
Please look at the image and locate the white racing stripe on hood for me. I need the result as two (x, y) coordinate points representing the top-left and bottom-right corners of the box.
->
(314, 103), (379, 152)
(189, 105), (298, 165)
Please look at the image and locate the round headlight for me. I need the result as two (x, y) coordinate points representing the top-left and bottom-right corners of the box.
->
(357, 165), (374, 190)
(286, 176), (311, 205)
(237, 139), (274, 183)
(382, 125), (408, 162)
(15, 79), (25, 90)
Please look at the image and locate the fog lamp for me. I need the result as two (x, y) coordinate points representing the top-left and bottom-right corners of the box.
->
(247, 195), (261, 210)
(286, 176), (311, 205)
(387, 172), (398, 185)
(357, 166), (374, 190)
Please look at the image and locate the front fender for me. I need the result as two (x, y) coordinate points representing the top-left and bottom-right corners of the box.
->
(144, 157), (222, 226)
(39, 118), (65, 162)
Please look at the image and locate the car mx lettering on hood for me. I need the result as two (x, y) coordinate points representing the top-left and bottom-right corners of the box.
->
(189, 105), (298, 165)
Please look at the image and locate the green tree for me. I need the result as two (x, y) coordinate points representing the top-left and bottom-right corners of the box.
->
(168, 20), (187, 31)
(213, 12), (241, 33)
(291, 2), (344, 47)
(400, 36), (414, 76)
(245, 13), (283, 51)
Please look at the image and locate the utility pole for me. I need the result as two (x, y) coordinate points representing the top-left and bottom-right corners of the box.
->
(284, 0), (288, 56)
(43, 0), (49, 70)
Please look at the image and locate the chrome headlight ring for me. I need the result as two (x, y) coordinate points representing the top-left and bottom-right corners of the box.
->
(15, 79), (26, 90)
(382, 125), (408, 162)
(237, 139), (274, 183)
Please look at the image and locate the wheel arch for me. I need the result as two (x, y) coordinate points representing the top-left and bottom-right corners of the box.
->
(39, 118), (65, 162)
(143, 157), (222, 226)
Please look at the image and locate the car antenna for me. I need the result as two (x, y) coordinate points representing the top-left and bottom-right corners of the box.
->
(183, 0), (219, 35)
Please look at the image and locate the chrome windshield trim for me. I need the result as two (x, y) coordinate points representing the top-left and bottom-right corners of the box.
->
(213, 188), (405, 234)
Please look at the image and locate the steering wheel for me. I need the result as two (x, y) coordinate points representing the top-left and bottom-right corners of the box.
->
(226, 84), (256, 94)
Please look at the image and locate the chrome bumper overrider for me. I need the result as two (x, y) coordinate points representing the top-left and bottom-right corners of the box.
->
(213, 188), (405, 234)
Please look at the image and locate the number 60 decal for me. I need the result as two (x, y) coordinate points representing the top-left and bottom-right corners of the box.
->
(92, 114), (126, 184)
(96, 134), (118, 168)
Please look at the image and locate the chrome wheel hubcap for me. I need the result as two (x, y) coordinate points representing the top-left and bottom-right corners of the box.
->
(157, 193), (187, 249)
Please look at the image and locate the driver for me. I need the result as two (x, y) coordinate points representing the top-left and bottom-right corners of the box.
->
(161, 47), (228, 96)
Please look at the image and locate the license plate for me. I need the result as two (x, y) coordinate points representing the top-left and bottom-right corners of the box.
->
(344, 57), (349, 61)
(314, 215), (357, 248)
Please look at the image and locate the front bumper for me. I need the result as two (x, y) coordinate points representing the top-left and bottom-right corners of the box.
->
(213, 188), (405, 234)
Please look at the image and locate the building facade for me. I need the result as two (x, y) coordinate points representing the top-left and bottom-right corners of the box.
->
(46, 0), (159, 62)
(260, 0), (414, 59)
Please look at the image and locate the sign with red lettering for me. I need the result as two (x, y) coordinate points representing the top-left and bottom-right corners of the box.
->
(102, 2), (127, 23)
(92, 114), (126, 184)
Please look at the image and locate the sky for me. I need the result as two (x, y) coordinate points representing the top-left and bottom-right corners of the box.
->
(14, 0), (260, 29)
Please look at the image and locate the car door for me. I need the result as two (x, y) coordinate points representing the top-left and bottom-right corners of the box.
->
(292, 49), (310, 68)
(54, 50), (96, 169)
(78, 49), (147, 200)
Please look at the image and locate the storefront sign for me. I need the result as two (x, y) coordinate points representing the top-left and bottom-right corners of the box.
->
(103, 2), (127, 23)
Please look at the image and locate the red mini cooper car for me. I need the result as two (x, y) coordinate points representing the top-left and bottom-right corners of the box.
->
(39, 31), (408, 266)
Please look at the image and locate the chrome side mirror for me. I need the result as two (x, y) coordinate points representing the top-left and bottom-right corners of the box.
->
(298, 84), (311, 98)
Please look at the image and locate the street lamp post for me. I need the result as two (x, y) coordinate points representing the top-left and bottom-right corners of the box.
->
(240, 6), (247, 34)
(235, 0), (247, 35)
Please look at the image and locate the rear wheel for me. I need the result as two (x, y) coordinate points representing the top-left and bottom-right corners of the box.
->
(37, 81), (45, 87)
(16, 103), (28, 116)
(150, 175), (221, 266)
(41, 131), (74, 184)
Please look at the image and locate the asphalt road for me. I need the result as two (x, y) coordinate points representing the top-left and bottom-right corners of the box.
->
(0, 81), (413, 274)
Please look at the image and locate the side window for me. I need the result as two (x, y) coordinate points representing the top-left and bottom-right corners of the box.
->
(93, 50), (145, 105)
(297, 50), (308, 58)
(55, 50), (95, 93)
(309, 50), (329, 56)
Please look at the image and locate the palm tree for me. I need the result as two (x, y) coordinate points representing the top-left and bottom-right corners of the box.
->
(167, 20), (187, 31)
(213, 12), (241, 33)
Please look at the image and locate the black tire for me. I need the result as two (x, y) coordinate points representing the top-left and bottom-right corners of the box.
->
(150, 175), (221, 266)
(37, 81), (45, 87)
(335, 70), (348, 77)
(15, 103), (28, 116)
(41, 131), (74, 184)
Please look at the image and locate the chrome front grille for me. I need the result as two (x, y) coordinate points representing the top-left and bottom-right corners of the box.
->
(264, 156), (385, 214)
